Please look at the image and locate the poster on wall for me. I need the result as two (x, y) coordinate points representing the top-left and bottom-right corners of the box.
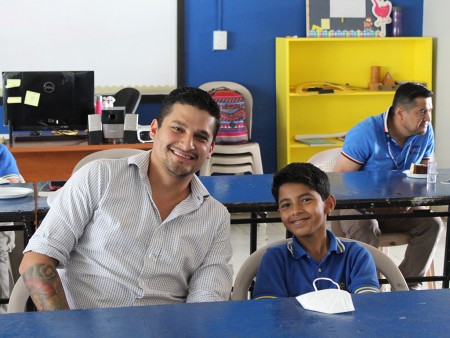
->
(306, 0), (392, 38)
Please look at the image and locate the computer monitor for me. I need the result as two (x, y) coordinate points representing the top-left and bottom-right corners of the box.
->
(2, 71), (94, 132)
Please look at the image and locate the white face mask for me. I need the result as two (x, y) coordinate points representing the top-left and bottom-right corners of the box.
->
(296, 277), (355, 314)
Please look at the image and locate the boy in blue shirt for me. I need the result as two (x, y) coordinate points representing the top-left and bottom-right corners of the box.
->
(253, 163), (379, 299)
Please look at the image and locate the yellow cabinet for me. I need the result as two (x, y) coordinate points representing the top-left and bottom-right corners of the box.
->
(276, 37), (433, 169)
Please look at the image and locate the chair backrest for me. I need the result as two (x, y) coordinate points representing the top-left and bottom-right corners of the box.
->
(113, 87), (142, 115)
(7, 277), (29, 313)
(72, 148), (146, 174)
(231, 237), (408, 300)
(306, 147), (342, 173)
(199, 81), (254, 139)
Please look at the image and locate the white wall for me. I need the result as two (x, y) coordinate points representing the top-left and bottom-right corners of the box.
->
(423, 2), (450, 167)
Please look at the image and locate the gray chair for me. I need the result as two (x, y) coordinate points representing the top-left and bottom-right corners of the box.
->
(113, 87), (141, 115)
(199, 81), (263, 176)
(231, 237), (408, 301)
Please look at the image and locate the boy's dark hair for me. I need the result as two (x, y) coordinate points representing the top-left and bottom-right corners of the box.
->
(392, 82), (433, 111)
(272, 162), (331, 204)
(156, 87), (221, 140)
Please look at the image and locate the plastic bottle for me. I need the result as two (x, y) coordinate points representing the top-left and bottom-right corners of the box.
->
(95, 95), (103, 114)
(392, 6), (403, 37)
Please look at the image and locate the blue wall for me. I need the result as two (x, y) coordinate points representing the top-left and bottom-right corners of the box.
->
(1, 0), (424, 173)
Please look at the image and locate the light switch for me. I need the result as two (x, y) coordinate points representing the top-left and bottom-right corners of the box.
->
(213, 30), (227, 51)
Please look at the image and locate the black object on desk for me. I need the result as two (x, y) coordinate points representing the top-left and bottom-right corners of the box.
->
(14, 132), (88, 142)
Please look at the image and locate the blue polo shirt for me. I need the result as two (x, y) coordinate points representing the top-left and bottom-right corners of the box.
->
(0, 143), (19, 180)
(252, 230), (379, 299)
(342, 109), (434, 171)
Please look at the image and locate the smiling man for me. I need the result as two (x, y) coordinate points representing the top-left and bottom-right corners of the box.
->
(20, 87), (233, 311)
(252, 163), (379, 299)
(334, 82), (444, 290)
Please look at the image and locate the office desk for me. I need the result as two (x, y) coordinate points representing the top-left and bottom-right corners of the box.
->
(0, 183), (36, 305)
(9, 141), (152, 182)
(1, 289), (450, 337)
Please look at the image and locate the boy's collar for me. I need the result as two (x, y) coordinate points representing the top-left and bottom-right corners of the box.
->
(287, 230), (345, 259)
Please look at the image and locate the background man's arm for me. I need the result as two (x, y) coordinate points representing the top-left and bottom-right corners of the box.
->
(334, 154), (362, 172)
(19, 252), (70, 311)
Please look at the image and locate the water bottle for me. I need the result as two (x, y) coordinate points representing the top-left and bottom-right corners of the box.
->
(95, 95), (103, 114)
(392, 6), (403, 37)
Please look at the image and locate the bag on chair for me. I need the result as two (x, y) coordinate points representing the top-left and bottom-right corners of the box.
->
(207, 87), (249, 144)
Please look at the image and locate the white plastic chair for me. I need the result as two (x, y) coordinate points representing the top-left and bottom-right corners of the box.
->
(72, 148), (146, 174)
(6, 277), (29, 313)
(199, 81), (263, 176)
(231, 237), (408, 301)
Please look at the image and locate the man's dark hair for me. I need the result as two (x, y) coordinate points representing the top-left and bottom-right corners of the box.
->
(272, 162), (330, 205)
(156, 87), (221, 140)
(392, 82), (433, 111)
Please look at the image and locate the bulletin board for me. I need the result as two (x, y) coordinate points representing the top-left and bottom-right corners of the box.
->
(306, 0), (392, 38)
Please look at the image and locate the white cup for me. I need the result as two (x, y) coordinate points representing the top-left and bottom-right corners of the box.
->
(427, 161), (437, 184)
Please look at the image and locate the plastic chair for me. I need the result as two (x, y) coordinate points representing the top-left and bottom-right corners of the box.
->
(72, 148), (146, 174)
(113, 88), (142, 115)
(231, 237), (408, 301)
(6, 277), (29, 313)
(306, 147), (342, 172)
(307, 149), (436, 289)
(199, 81), (263, 176)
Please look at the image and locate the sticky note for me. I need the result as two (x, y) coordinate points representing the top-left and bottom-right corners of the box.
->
(311, 24), (323, 32)
(5, 79), (21, 89)
(7, 97), (22, 104)
(321, 19), (330, 30)
(24, 91), (40, 107)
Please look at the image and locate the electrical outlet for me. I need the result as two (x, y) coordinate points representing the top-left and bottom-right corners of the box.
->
(213, 30), (227, 51)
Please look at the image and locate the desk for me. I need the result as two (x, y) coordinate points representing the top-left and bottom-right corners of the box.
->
(9, 141), (152, 182)
(0, 183), (36, 305)
(1, 289), (450, 337)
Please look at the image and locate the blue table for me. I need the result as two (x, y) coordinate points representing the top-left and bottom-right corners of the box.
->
(36, 170), (450, 286)
(1, 289), (450, 337)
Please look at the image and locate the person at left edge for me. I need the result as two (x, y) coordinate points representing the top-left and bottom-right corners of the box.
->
(19, 87), (233, 310)
(0, 143), (20, 313)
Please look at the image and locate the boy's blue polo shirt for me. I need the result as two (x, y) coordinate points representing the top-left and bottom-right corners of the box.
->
(342, 110), (434, 171)
(252, 230), (379, 299)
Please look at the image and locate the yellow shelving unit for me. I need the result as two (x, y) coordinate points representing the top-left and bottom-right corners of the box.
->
(276, 37), (433, 169)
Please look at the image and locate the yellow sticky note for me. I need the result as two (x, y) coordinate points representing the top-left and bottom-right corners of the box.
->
(7, 96), (22, 104)
(5, 79), (21, 89)
(24, 91), (41, 107)
(311, 24), (323, 32)
(321, 19), (330, 30)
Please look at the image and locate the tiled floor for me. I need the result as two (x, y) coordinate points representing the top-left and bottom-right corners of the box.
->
(230, 212), (447, 289)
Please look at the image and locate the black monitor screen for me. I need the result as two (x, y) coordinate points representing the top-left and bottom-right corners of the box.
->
(2, 71), (94, 131)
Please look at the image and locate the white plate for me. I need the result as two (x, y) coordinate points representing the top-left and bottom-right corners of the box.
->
(403, 170), (427, 179)
(0, 187), (33, 199)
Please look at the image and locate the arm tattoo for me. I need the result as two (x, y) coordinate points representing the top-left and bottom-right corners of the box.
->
(22, 263), (70, 311)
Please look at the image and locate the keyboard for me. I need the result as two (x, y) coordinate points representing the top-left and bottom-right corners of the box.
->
(14, 133), (87, 142)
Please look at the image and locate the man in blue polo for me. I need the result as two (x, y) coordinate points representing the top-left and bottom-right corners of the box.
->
(334, 82), (443, 290)
(253, 163), (379, 299)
